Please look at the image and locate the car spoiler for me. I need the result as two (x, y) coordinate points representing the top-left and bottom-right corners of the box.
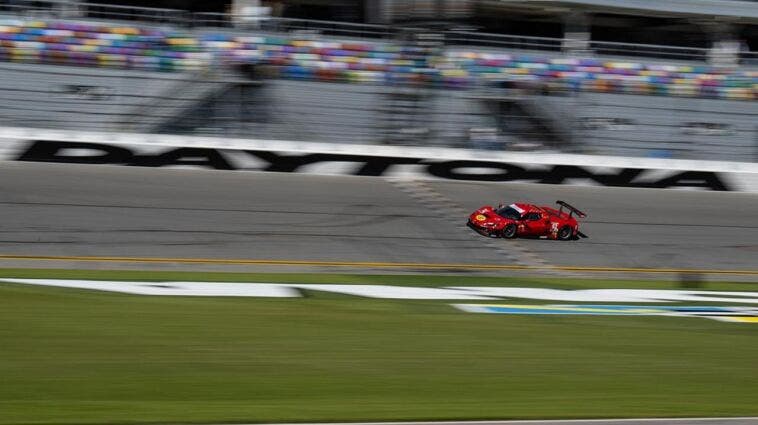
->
(556, 200), (587, 218)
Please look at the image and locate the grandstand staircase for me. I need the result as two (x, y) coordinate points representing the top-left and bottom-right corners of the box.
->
(379, 88), (434, 145)
(120, 68), (240, 134)
(379, 29), (443, 145)
(157, 79), (269, 135)
(477, 94), (575, 149)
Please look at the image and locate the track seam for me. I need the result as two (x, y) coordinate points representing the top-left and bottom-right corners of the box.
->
(388, 177), (568, 276)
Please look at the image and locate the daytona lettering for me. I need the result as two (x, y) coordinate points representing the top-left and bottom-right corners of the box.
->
(16, 140), (731, 191)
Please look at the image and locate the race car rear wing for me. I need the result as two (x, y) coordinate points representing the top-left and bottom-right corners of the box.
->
(556, 200), (587, 218)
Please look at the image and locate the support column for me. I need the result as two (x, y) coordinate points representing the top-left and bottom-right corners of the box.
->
(232, 0), (271, 29)
(56, 0), (83, 18)
(366, 0), (392, 24)
(704, 22), (741, 67)
(562, 11), (591, 55)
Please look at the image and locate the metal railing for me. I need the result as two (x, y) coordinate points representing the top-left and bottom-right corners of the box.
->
(80, 3), (188, 25)
(192, 14), (395, 39)
(190, 12), (234, 29)
(589, 40), (710, 61)
(0, 0), (188, 24)
(741, 51), (758, 66)
(444, 31), (563, 52)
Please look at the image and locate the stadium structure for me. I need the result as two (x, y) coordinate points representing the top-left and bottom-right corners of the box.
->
(0, 0), (756, 160)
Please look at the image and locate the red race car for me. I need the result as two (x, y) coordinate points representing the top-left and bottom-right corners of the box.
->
(467, 200), (587, 240)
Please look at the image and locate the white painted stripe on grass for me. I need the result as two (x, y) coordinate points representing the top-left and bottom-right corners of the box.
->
(228, 418), (758, 425)
(0, 279), (301, 297)
(228, 419), (758, 425)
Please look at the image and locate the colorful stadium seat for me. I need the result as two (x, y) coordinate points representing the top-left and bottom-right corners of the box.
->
(0, 18), (755, 100)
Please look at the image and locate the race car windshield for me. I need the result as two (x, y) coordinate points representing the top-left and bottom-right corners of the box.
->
(495, 206), (521, 220)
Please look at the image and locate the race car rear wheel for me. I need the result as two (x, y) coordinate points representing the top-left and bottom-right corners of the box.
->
(557, 226), (573, 241)
(502, 224), (517, 239)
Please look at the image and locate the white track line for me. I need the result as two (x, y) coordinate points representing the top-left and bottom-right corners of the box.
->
(230, 419), (758, 425)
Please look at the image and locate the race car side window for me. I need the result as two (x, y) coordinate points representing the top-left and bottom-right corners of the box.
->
(495, 206), (521, 220)
(525, 212), (541, 221)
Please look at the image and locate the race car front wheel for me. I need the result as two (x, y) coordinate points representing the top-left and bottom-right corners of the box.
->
(502, 224), (517, 239)
(557, 226), (573, 241)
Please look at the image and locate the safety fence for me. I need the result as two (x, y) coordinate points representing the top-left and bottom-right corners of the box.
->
(2, 0), (756, 63)
(0, 62), (756, 163)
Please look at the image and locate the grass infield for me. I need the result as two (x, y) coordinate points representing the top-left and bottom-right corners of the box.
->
(1, 269), (757, 425)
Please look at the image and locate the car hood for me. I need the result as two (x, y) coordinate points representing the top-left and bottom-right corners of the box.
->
(470, 206), (513, 223)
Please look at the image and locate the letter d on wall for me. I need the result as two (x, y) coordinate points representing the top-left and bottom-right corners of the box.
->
(17, 140), (134, 164)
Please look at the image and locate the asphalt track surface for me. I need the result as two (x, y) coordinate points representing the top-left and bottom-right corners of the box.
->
(1, 162), (757, 276)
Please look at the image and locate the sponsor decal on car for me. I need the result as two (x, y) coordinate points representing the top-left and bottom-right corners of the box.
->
(453, 304), (758, 323)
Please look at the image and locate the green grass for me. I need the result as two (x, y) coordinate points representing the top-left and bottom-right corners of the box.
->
(1, 269), (757, 424)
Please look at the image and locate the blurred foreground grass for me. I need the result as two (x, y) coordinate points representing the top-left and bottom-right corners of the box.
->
(1, 269), (757, 424)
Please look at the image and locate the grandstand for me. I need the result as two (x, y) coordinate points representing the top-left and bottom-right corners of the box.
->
(0, 0), (756, 160)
